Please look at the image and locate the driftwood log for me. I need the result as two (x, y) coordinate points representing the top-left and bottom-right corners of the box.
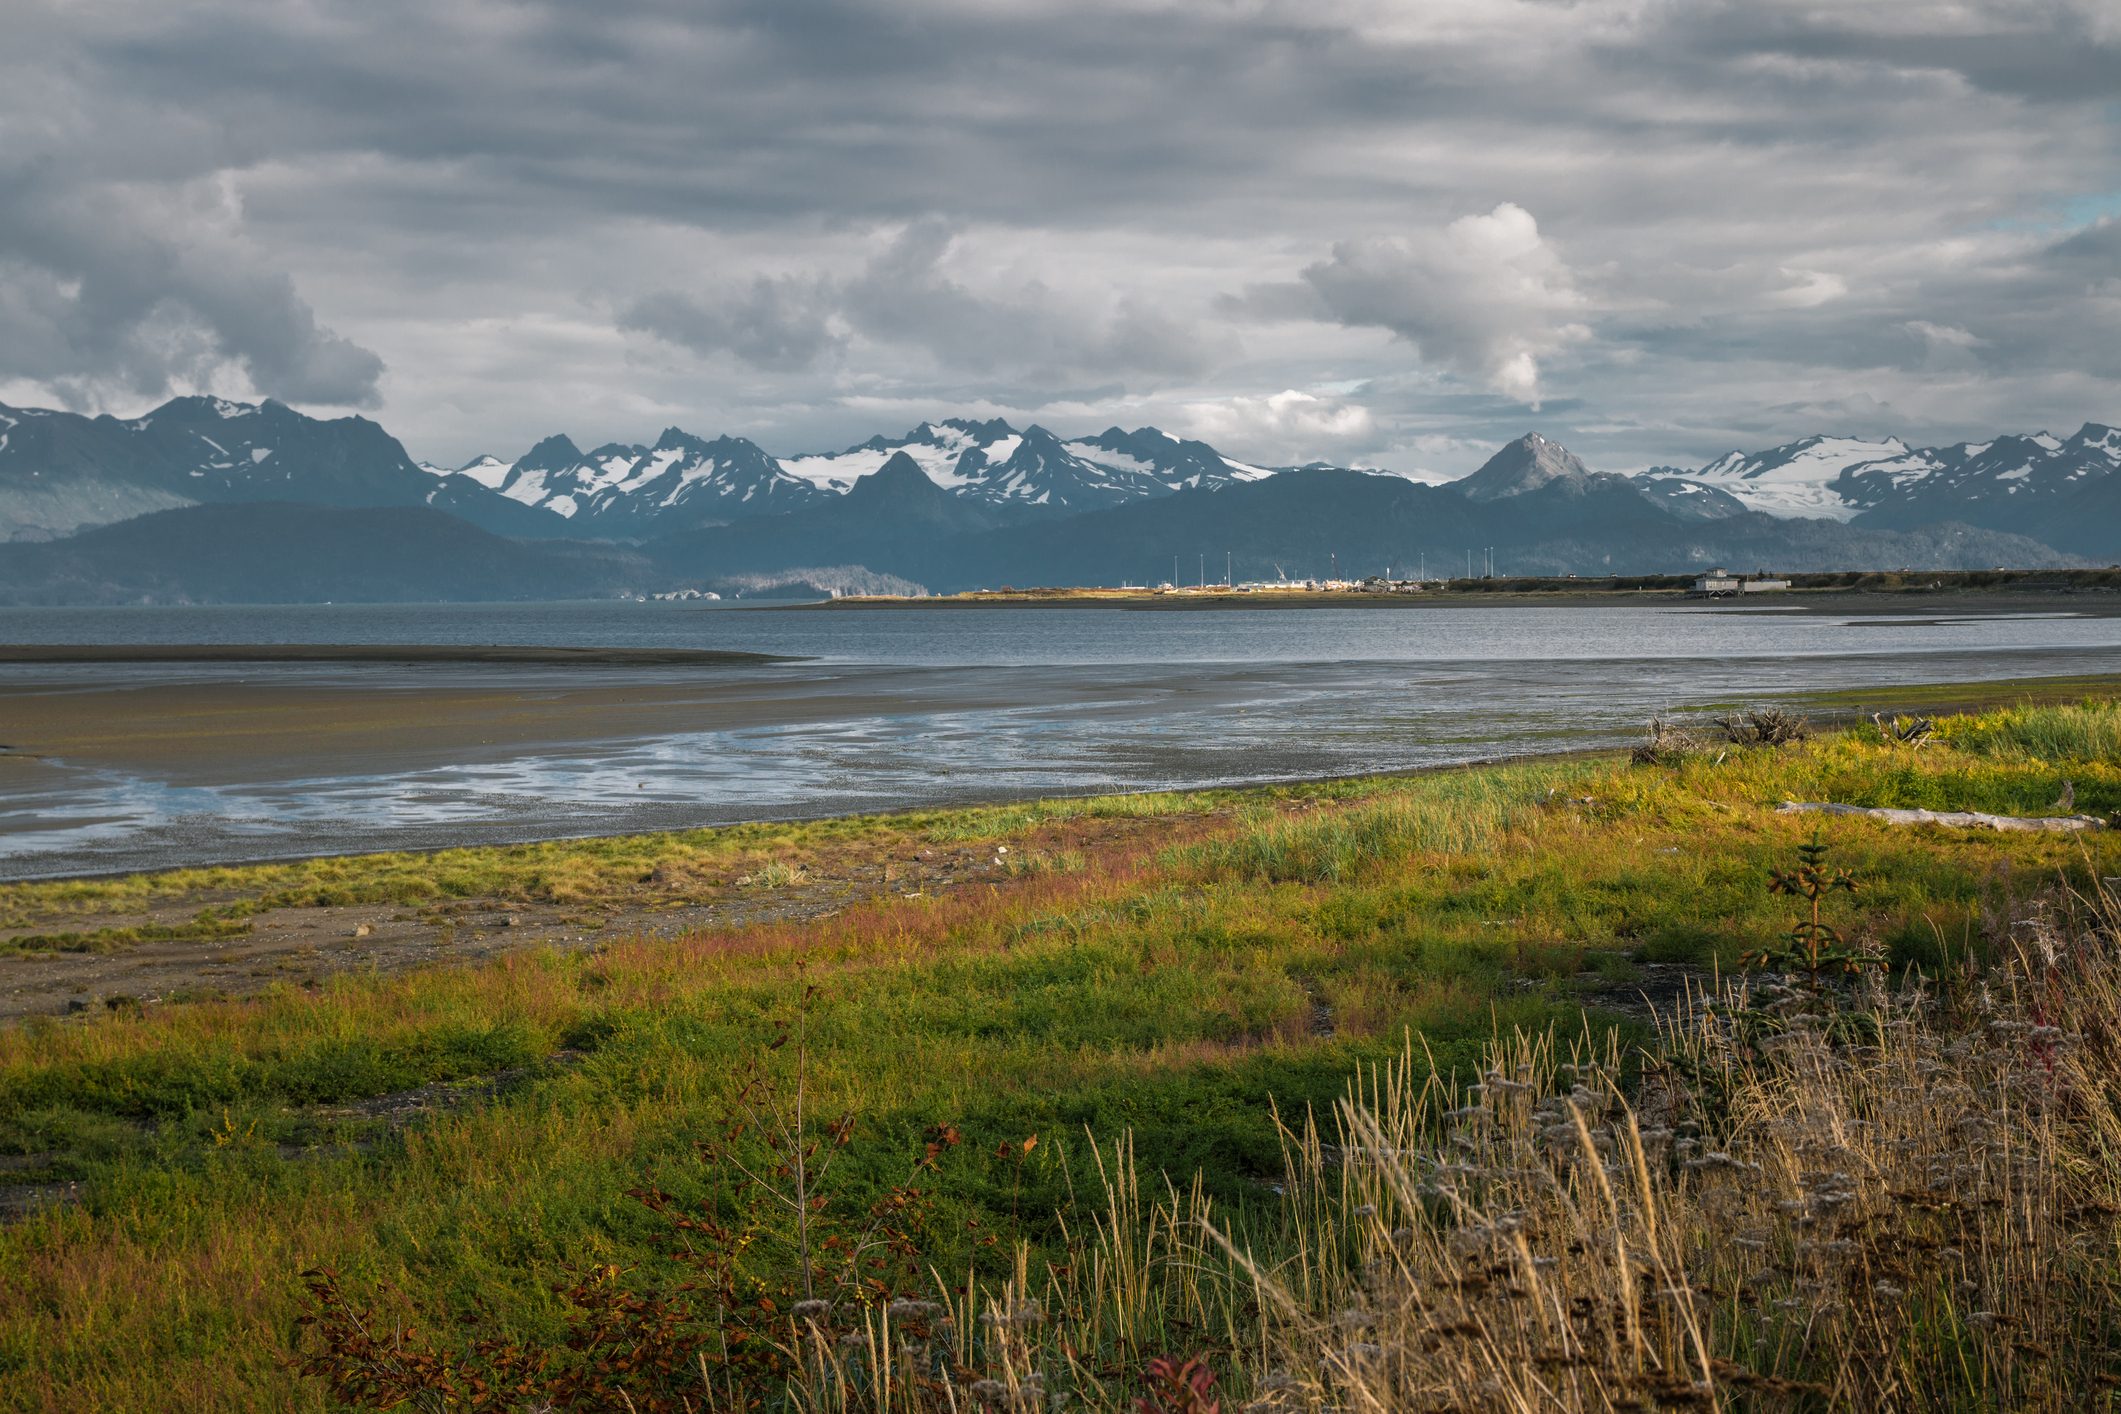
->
(1778, 802), (2108, 833)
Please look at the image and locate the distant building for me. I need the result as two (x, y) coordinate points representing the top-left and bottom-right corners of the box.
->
(1691, 568), (1789, 597)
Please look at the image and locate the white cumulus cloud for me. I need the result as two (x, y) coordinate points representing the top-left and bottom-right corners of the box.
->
(1176, 389), (1375, 461)
(1771, 268), (1849, 308)
(1235, 204), (1590, 407)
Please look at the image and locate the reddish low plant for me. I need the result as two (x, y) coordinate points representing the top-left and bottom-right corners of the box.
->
(1136, 1354), (1220, 1414)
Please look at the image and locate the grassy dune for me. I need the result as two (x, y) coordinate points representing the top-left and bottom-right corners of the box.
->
(1, 702), (2118, 1409)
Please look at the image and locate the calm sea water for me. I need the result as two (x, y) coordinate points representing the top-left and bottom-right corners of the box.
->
(4, 599), (2118, 878)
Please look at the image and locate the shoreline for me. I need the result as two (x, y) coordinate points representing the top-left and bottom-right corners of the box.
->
(5, 747), (1598, 887)
(8, 670), (2118, 887)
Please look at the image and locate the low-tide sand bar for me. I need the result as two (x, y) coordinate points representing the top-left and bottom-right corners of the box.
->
(0, 643), (794, 667)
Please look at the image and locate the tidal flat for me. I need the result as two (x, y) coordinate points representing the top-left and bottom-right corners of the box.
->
(8, 595), (2121, 879)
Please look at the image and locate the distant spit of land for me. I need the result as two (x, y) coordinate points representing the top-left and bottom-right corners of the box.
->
(813, 567), (2121, 609)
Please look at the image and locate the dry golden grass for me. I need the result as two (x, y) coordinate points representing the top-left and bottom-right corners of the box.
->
(757, 882), (2121, 1411)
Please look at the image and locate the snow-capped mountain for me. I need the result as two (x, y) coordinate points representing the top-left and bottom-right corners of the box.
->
(7, 410), (2106, 601)
(1631, 476), (1750, 522)
(1639, 435), (1913, 522)
(6, 394), (2118, 569)
(1844, 425), (2121, 529)
(1631, 424), (2121, 553)
(779, 418), (1018, 495)
(119, 396), (418, 503)
(0, 401), (196, 540)
(0, 395), (545, 541)
(951, 424), (1175, 510)
(1068, 426), (1273, 492)
(419, 454), (513, 490)
(777, 417), (1271, 508)
(430, 415), (1280, 530)
(433, 427), (828, 532)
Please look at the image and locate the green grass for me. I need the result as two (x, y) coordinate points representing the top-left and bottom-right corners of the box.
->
(0, 699), (2117, 1410)
(1174, 765), (1551, 883)
(0, 786), (1254, 934)
(1937, 698), (2121, 766)
(0, 916), (253, 956)
(1792, 672), (2121, 714)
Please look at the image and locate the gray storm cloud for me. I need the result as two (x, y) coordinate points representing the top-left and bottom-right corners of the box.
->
(622, 221), (1214, 387)
(619, 275), (844, 373)
(0, 160), (385, 408)
(1, 0), (2115, 470)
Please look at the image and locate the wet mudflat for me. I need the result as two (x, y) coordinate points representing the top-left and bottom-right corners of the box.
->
(5, 595), (2121, 878)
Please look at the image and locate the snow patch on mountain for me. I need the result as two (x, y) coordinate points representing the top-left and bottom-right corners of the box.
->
(782, 420), (1014, 494)
(1668, 436), (1912, 521)
(499, 467), (561, 510)
(420, 455), (513, 490)
(1069, 426), (1273, 491)
(480, 429), (827, 529)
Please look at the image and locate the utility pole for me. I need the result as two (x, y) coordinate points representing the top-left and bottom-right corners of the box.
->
(1226, 550), (1232, 587)
(1173, 554), (1178, 587)
(1199, 553), (1205, 588)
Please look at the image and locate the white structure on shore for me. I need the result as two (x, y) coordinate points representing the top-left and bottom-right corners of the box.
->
(1691, 568), (1792, 597)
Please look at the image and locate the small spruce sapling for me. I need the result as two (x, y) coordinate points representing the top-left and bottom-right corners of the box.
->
(1742, 834), (1880, 982)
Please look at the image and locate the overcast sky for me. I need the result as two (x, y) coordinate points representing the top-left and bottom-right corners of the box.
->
(3, 0), (2117, 476)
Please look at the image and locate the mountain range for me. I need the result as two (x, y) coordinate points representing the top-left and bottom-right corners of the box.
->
(1636, 426), (2121, 555)
(413, 415), (1277, 532)
(0, 395), (2111, 602)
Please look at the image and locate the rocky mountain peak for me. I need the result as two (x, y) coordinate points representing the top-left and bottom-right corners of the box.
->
(517, 434), (583, 470)
(847, 450), (945, 504)
(1453, 433), (1593, 502)
(939, 416), (1017, 441)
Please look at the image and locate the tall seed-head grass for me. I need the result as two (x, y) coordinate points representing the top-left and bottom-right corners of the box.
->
(774, 886), (2121, 1409)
